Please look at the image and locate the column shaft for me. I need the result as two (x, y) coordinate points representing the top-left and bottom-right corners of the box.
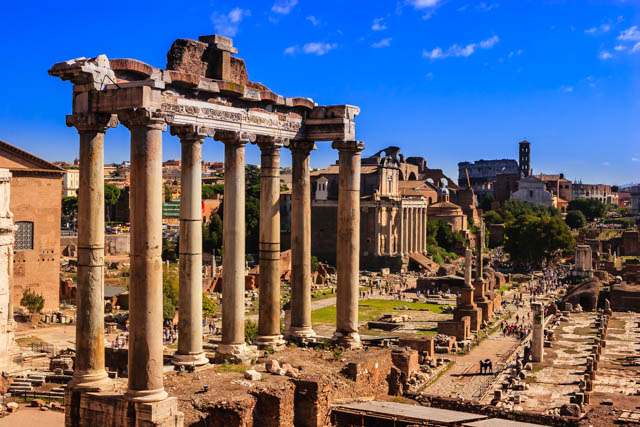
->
(287, 141), (315, 339)
(257, 139), (284, 346)
(121, 109), (167, 402)
(399, 207), (404, 256)
(218, 135), (249, 358)
(333, 141), (364, 347)
(172, 126), (210, 366)
(68, 113), (114, 390)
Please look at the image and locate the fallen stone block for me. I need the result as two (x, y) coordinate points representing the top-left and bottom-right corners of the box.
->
(244, 369), (261, 381)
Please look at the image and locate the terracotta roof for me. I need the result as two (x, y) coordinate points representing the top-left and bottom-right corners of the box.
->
(311, 165), (378, 176)
(0, 139), (65, 173)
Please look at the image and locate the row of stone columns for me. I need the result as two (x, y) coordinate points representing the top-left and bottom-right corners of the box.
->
(68, 108), (365, 401)
(399, 206), (427, 256)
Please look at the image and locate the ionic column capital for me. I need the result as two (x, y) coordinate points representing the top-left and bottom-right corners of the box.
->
(332, 140), (365, 152)
(118, 108), (166, 131)
(170, 124), (214, 143)
(287, 140), (316, 153)
(256, 135), (286, 151)
(66, 113), (118, 133)
(214, 130), (255, 145)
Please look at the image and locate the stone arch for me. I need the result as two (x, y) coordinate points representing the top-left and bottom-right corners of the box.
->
(408, 172), (417, 180)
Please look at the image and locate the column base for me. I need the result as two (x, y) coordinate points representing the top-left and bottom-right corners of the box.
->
(124, 387), (168, 403)
(255, 334), (286, 349)
(171, 351), (209, 367)
(215, 343), (256, 363)
(68, 369), (112, 391)
(333, 331), (362, 349)
(285, 326), (316, 344)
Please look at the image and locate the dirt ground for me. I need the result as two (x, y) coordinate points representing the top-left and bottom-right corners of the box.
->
(0, 406), (64, 426)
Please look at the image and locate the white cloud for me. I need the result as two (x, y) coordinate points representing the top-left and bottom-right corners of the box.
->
(561, 85), (574, 93)
(479, 35), (499, 48)
(306, 16), (320, 26)
(614, 45), (627, 51)
(508, 49), (523, 58)
(618, 25), (640, 41)
(371, 38), (392, 48)
(283, 46), (298, 55)
(423, 35), (499, 60)
(599, 50), (613, 60)
(457, 4), (469, 11)
(272, 0), (297, 15)
(303, 42), (337, 55)
(372, 18), (387, 31)
(425, 72), (434, 79)
(211, 8), (250, 37)
(477, 2), (498, 11)
(631, 42), (640, 54)
(585, 23), (611, 34)
(632, 157), (640, 162)
(407, 0), (440, 9)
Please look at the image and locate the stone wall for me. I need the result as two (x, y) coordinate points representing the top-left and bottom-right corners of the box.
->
(11, 173), (61, 311)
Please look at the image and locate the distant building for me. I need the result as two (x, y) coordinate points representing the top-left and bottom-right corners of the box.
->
(518, 140), (531, 177)
(0, 140), (64, 311)
(457, 159), (519, 193)
(535, 174), (572, 213)
(631, 186), (640, 216)
(572, 183), (617, 205)
(62, 168), (80, 197)
(310, 147), (428, 271)
(510, 175), (554, 207)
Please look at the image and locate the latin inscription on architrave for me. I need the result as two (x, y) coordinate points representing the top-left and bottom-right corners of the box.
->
(161, 103), (302, 132)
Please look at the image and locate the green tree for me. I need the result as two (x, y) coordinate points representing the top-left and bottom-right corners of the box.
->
(478, 193), (495, 213)
(104, 183), (121, 223)
(504, 214), (574, 267)
(483, 210), (503, 225)
(62, 196), (78, 228)
(203, 294), (217, 316)
(202, 184), (224, 199)
(162, 265), (179, 320)
(567, 198), (607, 222)
(427, 219), (466, 253)
(565, 210), (587, 229)
(164, 185), (172, 203)
(20, 289), (44, 317)
(203, 213), (223, 254)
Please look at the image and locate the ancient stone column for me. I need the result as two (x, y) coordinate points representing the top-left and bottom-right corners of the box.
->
(171, 125), (212, 366)
(464, 248), (472, 286)
(387, 208), (394, 255)
(412, 208), (417, 253)
(333, 140), (364, 347)
(532, 302), (544, 362)
(120, 108), (167, 402)
(422, 208), (428, 253)
(215, 131), (254, 361)
(256, 137), (285, 348)
(399, 207), (405, 256)
(418, 208), (424, 254)
(67, 113), (116, 390)
(286, 140), (316, 340)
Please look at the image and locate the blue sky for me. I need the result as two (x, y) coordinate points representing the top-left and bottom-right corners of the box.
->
(1, 0), (638, 185)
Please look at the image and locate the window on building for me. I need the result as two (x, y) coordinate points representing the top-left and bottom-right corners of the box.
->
(15, 221), (34, 250)
(529, 190), (533, 197)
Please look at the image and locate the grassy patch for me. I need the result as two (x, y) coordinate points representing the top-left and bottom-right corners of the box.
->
(311, 299), (446, 325)
(215, 362), (248, 373)
(416, 327), (438, 336)
(530, 363), (545, 374)
(392, 396), (413, 405)
(525, 375), (537, 384)
(498, 285), (511, 292)
(311, 289), (335, 301)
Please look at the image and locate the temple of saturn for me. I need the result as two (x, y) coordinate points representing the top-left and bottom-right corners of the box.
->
(49, 35), (363, 426)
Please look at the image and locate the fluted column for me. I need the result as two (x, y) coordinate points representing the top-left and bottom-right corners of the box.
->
(411, 208), (416, 253)
(215, 131), (254, 361)
(399, 207), (405, 256)
(67, 113), (116, 390)
(171, 125), (212, 366)
(386, 208), (392, 255)
(286, 140), (316, 340)
(256, 137), (285, 348)
(422, 208), (427, 254)
(333, 140), (364, 348)
(120, 108), (167, 402)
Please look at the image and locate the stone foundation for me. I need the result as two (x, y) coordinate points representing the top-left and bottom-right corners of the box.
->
(65, 389), (183, 427)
